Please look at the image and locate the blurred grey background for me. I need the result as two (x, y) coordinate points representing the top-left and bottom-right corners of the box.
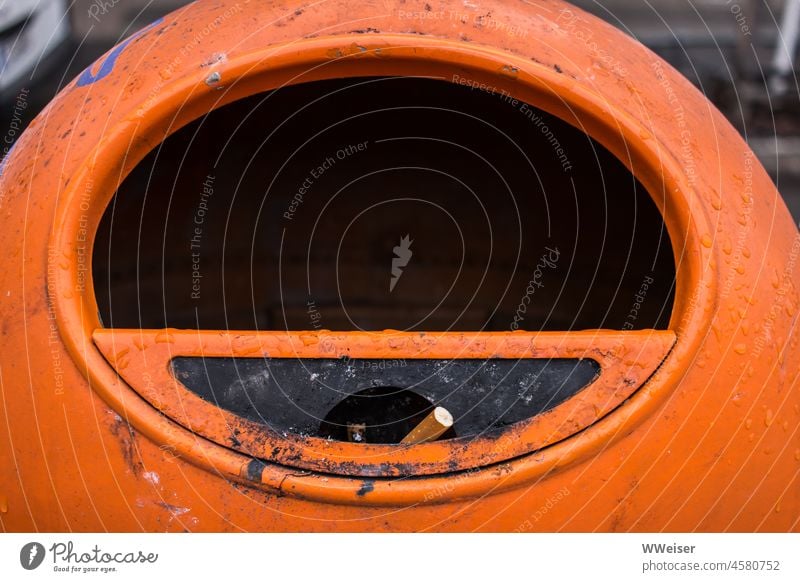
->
(1, 0), (799, 220)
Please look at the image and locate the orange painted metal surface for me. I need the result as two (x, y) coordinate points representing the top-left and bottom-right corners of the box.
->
(93, 329), (675, 477)
(0, 0), (798, 531)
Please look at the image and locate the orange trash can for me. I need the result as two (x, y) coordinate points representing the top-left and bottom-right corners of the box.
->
(0, 0), (798, 532)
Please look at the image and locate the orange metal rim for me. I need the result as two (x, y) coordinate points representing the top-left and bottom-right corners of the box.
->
(49, 34), (715, 505)
(93, 328), (676, 476)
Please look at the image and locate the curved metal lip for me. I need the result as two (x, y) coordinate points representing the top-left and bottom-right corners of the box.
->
(93, 328), (675, 477)
(49, 33), (714, 505)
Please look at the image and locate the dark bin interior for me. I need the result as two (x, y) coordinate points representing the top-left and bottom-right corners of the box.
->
(93, 76), (676, 332)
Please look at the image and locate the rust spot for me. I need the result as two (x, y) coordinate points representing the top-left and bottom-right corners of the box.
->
(108, 414), (143, 477)
(356, 480), (375, 496)
(475, 12), (492, 28)
(229, 430), (242, 447)
(245, 459), (266, 482)
(499, 65), (519, 79)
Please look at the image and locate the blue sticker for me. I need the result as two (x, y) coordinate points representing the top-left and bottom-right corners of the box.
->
(77, 17), (165, 87)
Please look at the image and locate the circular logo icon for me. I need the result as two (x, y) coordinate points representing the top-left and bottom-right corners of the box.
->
(19, 542), (46, 570)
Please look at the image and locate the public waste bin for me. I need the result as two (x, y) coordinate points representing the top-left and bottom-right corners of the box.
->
(0, 0), (798, 532)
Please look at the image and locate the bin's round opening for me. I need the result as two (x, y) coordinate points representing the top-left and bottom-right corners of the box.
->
(51, 38), (703, 489)
(94, 76), (676, 333)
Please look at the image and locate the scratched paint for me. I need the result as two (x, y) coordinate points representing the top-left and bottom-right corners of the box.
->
(77, 18), (165, 87)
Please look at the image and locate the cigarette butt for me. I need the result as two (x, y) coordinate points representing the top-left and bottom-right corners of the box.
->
(401, 406), (453, 444)
(347, 423), (366, 443)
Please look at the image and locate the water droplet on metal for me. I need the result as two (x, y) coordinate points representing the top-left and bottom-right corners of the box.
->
(722, 239), (733, 255)
(155, 331), (175, 344)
